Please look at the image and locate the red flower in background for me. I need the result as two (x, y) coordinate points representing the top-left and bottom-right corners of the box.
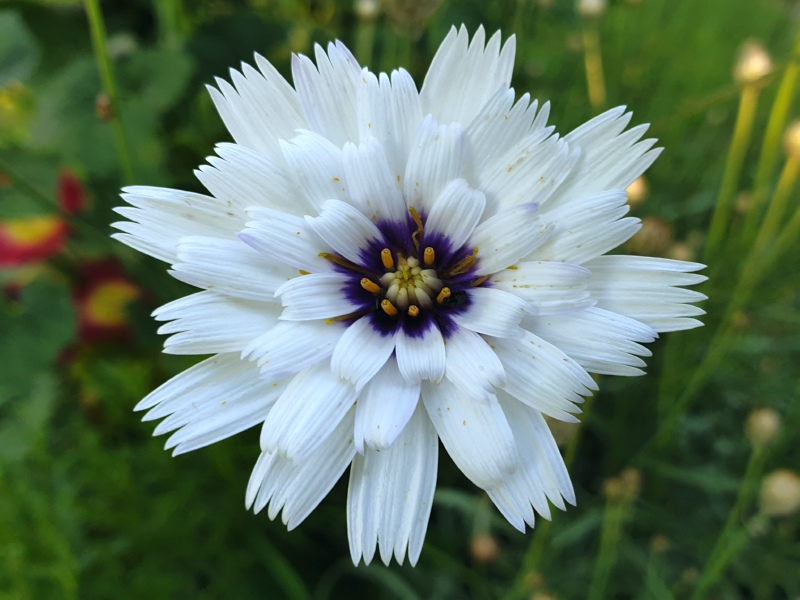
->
(57, 169), (88, 216)
(0, 169), (87, 268)
(0, 215), (69, 266)
(74, 259), (140, 343)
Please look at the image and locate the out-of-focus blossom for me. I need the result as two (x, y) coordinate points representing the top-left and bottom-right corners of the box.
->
(0, 215), (69, 267)
(74, 260), (140, 342)
(57, 170), (88, 215)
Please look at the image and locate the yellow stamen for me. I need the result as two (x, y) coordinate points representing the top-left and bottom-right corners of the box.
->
(436, 287), (451, 304)
(381, 298), (398, 316)
(407, 305), (420, 317)
(360, 278), (381, 294)
(409, 206), (424, 251)
(449, 248), (479, 276)
(380, 248), (394, 269)
(319, 252), (372, 276)
(470, 275), (490, 287)
(423, 246), (435, 266)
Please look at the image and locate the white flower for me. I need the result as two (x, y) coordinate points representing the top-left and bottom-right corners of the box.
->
(113, 25), (706, 566)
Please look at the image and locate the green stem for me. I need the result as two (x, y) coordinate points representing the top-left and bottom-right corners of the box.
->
(742, 29), (800, 244)
(587, 499), (632, 600)
(704, 85), (761, 262)
(752, 155), (800, 252)
(354, 17), (376, 68)
(84, 0), (136, 185)
(154, 0), (187, 49)
(581, 22), (606, 112)
(690, 447), (766, 600)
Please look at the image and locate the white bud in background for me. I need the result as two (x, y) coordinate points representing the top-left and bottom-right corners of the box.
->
(759, 470), (800, 517)
(734, 41), (772, 86)
(577, 0), (607, 18)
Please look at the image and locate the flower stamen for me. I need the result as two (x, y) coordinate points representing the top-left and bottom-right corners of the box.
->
(448, 248), (479, 276)
(407, 305), (420, 317)
(380, 248), (394, 270)
(409, 206), (424, 251)
(436, 287), (451, 304)
(380, 298), (398, 316)
(423, 246), (435, 266)
(360, 278), (381, 294)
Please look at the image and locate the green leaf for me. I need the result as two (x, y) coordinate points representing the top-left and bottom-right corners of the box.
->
(0, 10), (39, 85)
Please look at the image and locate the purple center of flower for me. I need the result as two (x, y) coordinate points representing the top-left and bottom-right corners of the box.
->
(327, 210), (485, 339)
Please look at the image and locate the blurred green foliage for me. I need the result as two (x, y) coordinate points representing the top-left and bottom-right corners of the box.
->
(0, 0), (799, 598)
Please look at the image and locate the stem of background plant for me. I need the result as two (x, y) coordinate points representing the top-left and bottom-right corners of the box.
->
(587, 496), (633, 600)
(704, 84), (760, 263)
(751, 154), (800, 252)
(84, 0), (136, 185)
(154, 0), (187, 49)
(508, 394), (596, 600)
(648, 189), (800, 452)
(742, 30), (800, 245)
(354, 16), (376, 67)
(690, 445), (767, 600)
(581, 21), (606, 112)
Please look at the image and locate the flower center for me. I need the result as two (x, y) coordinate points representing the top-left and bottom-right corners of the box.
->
(358, 248), (445, 317)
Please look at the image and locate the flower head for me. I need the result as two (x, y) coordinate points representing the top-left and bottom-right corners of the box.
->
(113, 26), (706, 566)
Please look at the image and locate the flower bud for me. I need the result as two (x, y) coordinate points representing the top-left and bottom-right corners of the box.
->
(783, 120), (800, 161)
(759, 470), (800, 517)
(626, 176), (649, 208)
(734, 41), (772, 86)
(469, 532), (500, 563)
(577, 0), (607, 19)
(354, 0), (380, 19)
(627, 216), (673, 256)
(745, 408), (781, 449)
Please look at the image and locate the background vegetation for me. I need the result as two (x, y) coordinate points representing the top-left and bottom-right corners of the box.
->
(1, 0), (799, 598)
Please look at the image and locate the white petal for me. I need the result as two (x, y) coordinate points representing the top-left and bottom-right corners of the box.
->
(260, 362), (357, 462)
(421, 26), (516, 126)
(534, 190), (640, 265)
(422, 380), (517, 489)
(274, 272), (363, 321)
(466, 90), (546, 183)
(280, 130), (348, 212)
(353, 357), (421, 453)
(342, 138), (409, 226)
(136, 353), (284, 454)
(306, 199), (385, 265)
(525, 307), (657, 376)
(239, 206), (333, 273)
(170, 236), (294, 301)
(489, 261), (594, 315)
(113, 186), (242, 263)
(548, 107), (661, 210)
(356, 68), (423, 180)
(403, 116), (466, 216)
(247, 408), (356, 530)
(292, 41), (361, 147)
(331, 316), (397, 391)
(487, 394), (575, 529)
(470, 204), (551, 276)
(348, 403), (437, 566)
(584, 255), (707, 332)
(490, 330), (595, 422)
(444, 326), (505, 401)
(478, 134), (576, 216)
(452, 287), (526, 338)
(395, 319), (446, 383)
(154, 291), (281, 355)
(423, 179), (486, 250)
(242, 319), (345, 381)
(197, 143), (308, 216)
(207, 56), (305, 159)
